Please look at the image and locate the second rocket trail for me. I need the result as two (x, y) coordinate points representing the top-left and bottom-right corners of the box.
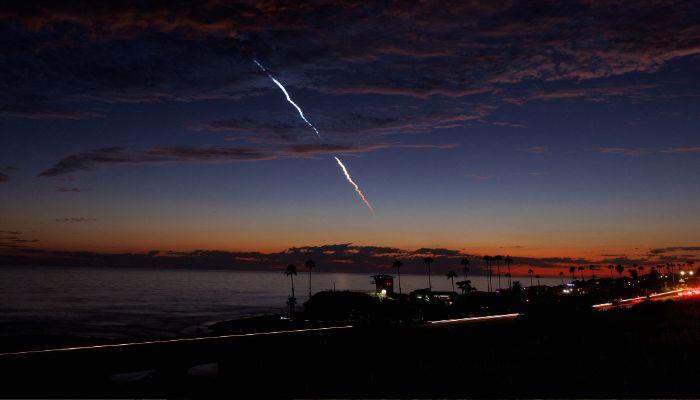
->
(253, 59), (374, 213)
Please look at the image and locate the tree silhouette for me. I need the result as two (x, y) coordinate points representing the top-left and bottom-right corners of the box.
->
(629, 268), (638, 280)
(608, 264), (614, 278)
(447, 271), (458, 292)
(528, 268), (534, 286)
(511, 281), (523, 292)
(535, 274), (541, 286)
(494, 255), (504, 290)
(578, 266), (585, 280)
(483, 255), (493, 292)
(305, 258), (316, 298)
(569, 266), (576, 281)
(589, 265), (596, 279)
(285, 264), (297, 316)
(461, 258), (470, 282)
(559, 271), (564, 284)
(424, 257), (434, 291)
(614, 264), (624, 277)
(456, 279), (473, 295)
(392, 260), (404, 294)
(504, 256), (514, 288)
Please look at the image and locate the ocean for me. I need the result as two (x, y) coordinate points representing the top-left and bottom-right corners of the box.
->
(0, 265), (564, 339)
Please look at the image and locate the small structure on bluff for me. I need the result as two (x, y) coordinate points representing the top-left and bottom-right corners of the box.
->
(370, 274), (394, 296)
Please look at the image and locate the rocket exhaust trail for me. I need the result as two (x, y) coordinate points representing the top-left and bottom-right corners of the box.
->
(253, 59), (374, 213)
(253, 60), (321, 139)
(334, 156), (375, 214)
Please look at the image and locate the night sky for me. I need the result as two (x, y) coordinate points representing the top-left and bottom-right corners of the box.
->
(1, 1), (699, 273)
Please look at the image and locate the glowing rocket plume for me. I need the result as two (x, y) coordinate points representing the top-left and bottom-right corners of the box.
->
(253, 60), (321, 139)
(253, 59), (374, 213)
(334, 156), (375, 214)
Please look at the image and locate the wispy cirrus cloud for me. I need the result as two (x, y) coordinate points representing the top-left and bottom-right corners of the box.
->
(0, 231), (38, 249)
(40, 142), (457, 177)
(465, 173), (493, 181)
(662, 146), (700, 154)
(597, 147), (650, 156)
(598, 146), (700, 156)
(55, 187), (81, 193)
(55, 217), (96, 223)
(520, 146), (550, 154)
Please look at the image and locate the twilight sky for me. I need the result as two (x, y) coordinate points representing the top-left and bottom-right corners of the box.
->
(1, 1), (699, 272)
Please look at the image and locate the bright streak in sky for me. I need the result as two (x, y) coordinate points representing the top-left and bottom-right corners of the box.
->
(253, 59), (374, 213)
(334, 156), (375, 214)
(253, 59), (321, 139)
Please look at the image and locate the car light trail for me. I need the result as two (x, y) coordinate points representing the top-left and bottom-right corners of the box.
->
(429, 313), (520, 325)
(0, 325), (353, 357)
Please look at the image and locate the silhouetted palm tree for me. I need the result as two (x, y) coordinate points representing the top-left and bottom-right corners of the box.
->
(559, 271), (564, 284)
(392, 260), (404, 294)
(608, 264), (614, 278)
(285, 264), (297, 295)
(615, 264), (624, 277)
(305, 258), (316, 298)
(528, 268), (534, 286)
(637, 265), (644, 276)
(285, 264), (297, 316)
(447, 271), (458, 292)
(569, 266), (576, 281)
(504, 256), (514, 288)
(457, 279), (473, 294)
(461, 258), (470, 281)
(424, 257), (434, 291)
(629, 268), (638, 280)
(494, 255), (504, 290)
(589, 265), (596, 279)
(535, 274), (541, 286)
(483, 255), (493, 292)
(668, 263), (676, 285)
(578, 266), (585, 280)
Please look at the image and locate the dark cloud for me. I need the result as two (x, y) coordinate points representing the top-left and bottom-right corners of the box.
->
(0, 231), (38, 249)
(597, 147), (650, 156)
(520, 146), (550, 154)
(55, 186), (81, 192)
(6, 240), (692, 272)
(662, 147), (700, 154)
(598, 146), (700, 156)
(40, 142), (456, 177)
(0, 173), (8, 183)
(649, 246), (700, 255)
(0, 241), (602, 272)
(465, 174), (493, 181)
(2, 0), (699, 123)
(55, 217), (96, 223)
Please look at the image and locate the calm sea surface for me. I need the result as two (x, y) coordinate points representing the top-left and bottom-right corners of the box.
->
(0, 265), (563, 339)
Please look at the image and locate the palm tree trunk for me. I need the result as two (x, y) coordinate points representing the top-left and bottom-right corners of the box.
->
(497, 264), (502, 290)
(428, 264), (432, 291)
(308, 269), (312, 298)
(507, 265), (512, 288)
(487, 263), (491, 292)
(451, 277), (455, 292)
(529, 275), (533, 286)
(398, 268), (402, 294)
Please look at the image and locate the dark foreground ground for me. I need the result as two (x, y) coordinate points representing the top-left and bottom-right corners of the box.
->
(2, 298), (700, 398)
